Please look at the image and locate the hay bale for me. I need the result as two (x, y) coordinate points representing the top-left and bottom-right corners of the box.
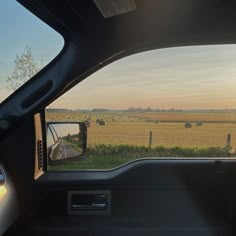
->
(184, 121), (192, 128)
(196, 121), (203, 126)
(99, 120), (106, 126)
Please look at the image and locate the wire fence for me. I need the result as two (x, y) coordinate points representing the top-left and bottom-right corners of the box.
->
(88, 132), (233, 147)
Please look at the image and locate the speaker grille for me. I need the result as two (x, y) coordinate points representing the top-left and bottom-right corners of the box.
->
(37, 139), (43, 169)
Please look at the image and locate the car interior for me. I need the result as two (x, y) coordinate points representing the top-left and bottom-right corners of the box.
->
(2, 0), (236, 235)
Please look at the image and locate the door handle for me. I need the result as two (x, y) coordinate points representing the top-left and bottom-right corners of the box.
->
(72, 202), (106, 209)
(68, 190), (111, 215)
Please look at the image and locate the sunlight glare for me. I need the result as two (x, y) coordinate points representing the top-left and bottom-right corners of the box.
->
(0, 186), (7, 199)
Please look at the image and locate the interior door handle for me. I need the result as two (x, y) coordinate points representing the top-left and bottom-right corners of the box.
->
(68, 190), (111, 215)
(72, 202), (106, 209)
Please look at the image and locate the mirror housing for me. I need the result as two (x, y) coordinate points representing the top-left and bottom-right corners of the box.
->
(46, 121), (87, 163)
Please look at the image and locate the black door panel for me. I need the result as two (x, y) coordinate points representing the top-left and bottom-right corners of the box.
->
(13, 160), (235, 236)
(1, 115), (235, 236)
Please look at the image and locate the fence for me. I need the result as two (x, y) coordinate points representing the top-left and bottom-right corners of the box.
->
(88, 131), (234, 148)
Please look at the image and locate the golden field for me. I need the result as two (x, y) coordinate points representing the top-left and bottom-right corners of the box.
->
(46, 111), (236, 148)
(137, 112), (236, 123)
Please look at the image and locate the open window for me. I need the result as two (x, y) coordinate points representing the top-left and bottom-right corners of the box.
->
(45, 45), (236, 171)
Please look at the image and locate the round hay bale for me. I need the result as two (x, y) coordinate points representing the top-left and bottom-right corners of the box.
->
(196, 121), (203, 126)
(184, 121), (192, 128)
(99, 120), (106, 126)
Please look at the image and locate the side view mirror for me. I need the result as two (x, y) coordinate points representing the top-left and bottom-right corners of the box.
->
(46, 121), (87, 163)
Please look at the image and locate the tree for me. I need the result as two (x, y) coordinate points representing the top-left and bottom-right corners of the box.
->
(6, 46), (42, 91)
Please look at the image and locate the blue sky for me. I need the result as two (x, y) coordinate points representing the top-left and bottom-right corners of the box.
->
(2, 1), (236, 110)
(0, 0), (64, 101)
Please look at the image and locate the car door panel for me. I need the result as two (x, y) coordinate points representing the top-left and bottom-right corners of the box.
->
(1, 116), (235, 236)
(11, 160), (235, 236)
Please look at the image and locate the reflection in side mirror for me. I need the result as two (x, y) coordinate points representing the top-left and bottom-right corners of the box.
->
(46, 122), (87, 163)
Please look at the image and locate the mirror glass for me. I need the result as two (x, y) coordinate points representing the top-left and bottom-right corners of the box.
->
(47, 123), (84, 161)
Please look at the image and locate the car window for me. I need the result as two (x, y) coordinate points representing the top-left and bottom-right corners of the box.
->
(0, 0), (64, 103)
(46, 45), (236, 171)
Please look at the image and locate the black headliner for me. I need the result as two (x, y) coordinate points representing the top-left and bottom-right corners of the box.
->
(20, 0), (236, 51)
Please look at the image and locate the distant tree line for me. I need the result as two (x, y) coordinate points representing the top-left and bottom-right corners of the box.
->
(127, 107), (183, 112)
(46, 107), (184, 113)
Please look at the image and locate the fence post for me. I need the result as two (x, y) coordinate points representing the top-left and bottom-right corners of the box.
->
(149, 131), (152, 146)
(226, 134), (231, 147)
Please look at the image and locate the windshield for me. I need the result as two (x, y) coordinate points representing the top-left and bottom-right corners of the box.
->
(0, 0), (64, 103)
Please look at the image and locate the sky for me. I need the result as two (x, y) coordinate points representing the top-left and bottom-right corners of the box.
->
(0, 0), (64, 101)
(2, 1), (236, 110)
(51, 45), (236, 110)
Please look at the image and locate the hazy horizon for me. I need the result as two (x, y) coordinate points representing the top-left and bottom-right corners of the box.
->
(46, 107), (236, 112)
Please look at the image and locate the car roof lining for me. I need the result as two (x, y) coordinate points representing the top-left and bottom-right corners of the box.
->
(1, 0), (236, 134)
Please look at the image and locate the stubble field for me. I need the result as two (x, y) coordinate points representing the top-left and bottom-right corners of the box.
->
(46, 111), (236, 148)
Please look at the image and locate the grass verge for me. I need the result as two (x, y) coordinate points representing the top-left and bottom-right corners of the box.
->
(48, 144), (232, 171)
